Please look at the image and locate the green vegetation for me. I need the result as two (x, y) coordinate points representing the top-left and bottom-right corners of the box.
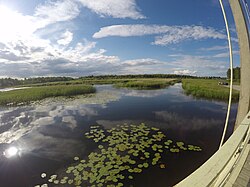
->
(1, 74), (240, 103)
(182, 79), (239, 101)
(0, 78), (20, 88)
(0, 77), (74, 88)
(227, 67), (240, 82)
(12, 78), (181, 89)
(114, 79), (180, 89)
(0, 74), (221, 88)
(11, 78), (163, 88)
(0, 84), (95, 106)
(36, 123), (202, 187)
(81, 74), (196, 79)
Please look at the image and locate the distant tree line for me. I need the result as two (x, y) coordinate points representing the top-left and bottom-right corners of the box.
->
(81, 74), (196, 79)
(0, 78), (20, 88)
(22, 77), (74, 84)
(80, 74), (224, 80)
(0, 77), (74, 88)
(227, 67), (240, 81)
(0, 74), (227, 88)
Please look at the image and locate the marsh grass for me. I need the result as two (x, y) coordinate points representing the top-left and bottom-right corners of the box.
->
(114, 79), (179, 89)
(15, 79), (132, 87)
(18, 78), (180, 88)
(182, 79), (239, 101)
(0, 84), (95, 106)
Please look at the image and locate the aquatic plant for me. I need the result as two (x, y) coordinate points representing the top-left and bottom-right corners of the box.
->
(0, 85), (95, 106)
(114, 79), (180, 90)
(182, 79), (239, 101)
(35, 123), (202, 187)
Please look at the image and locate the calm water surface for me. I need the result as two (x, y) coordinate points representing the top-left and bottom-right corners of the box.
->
(0, 84), (237, 187)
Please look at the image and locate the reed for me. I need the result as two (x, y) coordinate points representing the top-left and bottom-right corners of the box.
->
(0, 84), (95, 106)
(182, 79), (239, 101)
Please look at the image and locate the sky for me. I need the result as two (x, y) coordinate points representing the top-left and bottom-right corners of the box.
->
(0, 0), (247, 78)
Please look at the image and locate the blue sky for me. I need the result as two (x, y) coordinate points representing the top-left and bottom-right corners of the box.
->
(0, 0), (246, 78)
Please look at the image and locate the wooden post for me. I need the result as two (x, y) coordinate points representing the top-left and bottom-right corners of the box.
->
(229, 0), (250, 130)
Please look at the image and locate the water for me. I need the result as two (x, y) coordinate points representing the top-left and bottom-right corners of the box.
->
(0, 87), (30, 92)
(0, 84), (238, 187)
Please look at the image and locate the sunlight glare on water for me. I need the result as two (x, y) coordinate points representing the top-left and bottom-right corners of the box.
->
(3, 146), (19, 158)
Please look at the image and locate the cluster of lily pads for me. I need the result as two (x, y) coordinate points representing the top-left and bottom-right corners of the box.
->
(36, 123), (202, 187)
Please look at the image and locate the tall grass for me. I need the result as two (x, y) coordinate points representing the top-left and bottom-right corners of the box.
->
(182, 79), (239, 101)
(0, 84), (95, 106)
(15, 78), (135, 87)
(115, 79), (180, 89)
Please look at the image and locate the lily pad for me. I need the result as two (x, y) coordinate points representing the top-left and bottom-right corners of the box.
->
(41, 173), (46, 178)
(38, 123), (202, 187)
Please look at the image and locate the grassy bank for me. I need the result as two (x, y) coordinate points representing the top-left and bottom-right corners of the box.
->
(0, 84), (95, 106)
(114, 79), (179, 89)
(16, 78), (180, 88)
(15, 78), (136, 87)
(182, 79), (239, 101)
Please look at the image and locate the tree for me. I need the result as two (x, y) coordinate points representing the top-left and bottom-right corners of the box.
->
(227, 67), (240, 80)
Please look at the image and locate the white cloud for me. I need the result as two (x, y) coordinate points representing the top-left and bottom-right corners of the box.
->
(0, 2), (233, 78)
(34, 0), (80, 27)
(213, 50), (239, 58)
(0, 38), (122, 77)
(122, 58), (163, 66)
(93, 24), (228, 45)
(0, 2), (123, 77)
(174, 69), (197, 75)
(0, 49), (230, 77)
(93, 25), (171, 38)
(0, 0), (80, 52)
(0, 1), (80, 43)
(78, 0), (145, 19)
(169, 55), (228, 76)
(154, 26), (227, 45)
(0, 5), (121, 77)
(0, 5), (36, 42)
(200, 45), (228, 51)
(57, 31), (73, 45)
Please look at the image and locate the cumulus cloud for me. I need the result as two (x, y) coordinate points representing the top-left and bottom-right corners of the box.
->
(0, 0), (147, 78)
(0, 53), (228, 78)
(34, 0), (80, 27)
(78, 0), (145, 19)
(0, 6), (36, 42)
(169, 55), (228, 76)
(0, 1), (81, 64)
(0, 2), (124, 77)
(0, 0), (80, 42)
(0, 1), (232, 78)
(57, 30), (73, 45)
(93, 24), (228, 45)
(0, 33), (122, 77)
(174, 69), (197, 75)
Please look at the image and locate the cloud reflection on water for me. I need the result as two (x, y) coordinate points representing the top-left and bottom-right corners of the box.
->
(0, 87), (122, 143)
(0, 84), (237, 161)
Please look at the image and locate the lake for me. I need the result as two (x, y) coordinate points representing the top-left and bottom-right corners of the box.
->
(0, 84), (238, 187)
(0, 87), (31, 92)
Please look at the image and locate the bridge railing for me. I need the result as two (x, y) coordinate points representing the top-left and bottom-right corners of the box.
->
(175, 111), (250, 187)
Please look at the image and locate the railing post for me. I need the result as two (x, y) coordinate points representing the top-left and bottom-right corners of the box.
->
(229, 0), (250, 130)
